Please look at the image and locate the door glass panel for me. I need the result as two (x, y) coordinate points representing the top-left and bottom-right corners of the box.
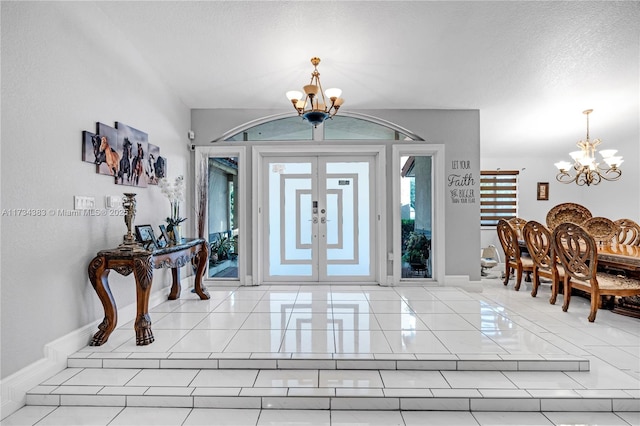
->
(268, 161), (314, 277)
(324, 161), (370, 277)
(225, 117), (312, 141)
(400, 156), (432, 278)
(323, 115), (413, 140)
(208, 157), (239, 279)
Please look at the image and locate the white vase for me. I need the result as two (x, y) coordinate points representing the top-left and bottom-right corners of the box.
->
(173, 225), (182, 243)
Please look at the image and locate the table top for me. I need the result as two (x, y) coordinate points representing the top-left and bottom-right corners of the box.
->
(599, 242), (640, 257)
(597, 243), (640, 270)
(519, 239), (640, 266)
(97, 238), (206, 259)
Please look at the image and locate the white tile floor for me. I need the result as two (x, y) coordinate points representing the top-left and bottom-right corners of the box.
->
(3, 277), (640, 425)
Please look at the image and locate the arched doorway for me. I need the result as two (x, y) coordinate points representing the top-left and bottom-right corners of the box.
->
(196, 112), (445, 286)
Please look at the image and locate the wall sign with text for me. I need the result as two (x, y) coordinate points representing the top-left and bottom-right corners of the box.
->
(448, 160), (476, 204)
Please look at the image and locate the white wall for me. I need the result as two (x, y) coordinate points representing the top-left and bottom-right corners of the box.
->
(1, 2), (191, 378)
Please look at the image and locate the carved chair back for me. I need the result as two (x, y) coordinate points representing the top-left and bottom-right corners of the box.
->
(507, 217), (527, 239)
(614, 218), (640, 246)
(523, 220), (553, 270)
(552, 222), (598, 284)
(497, 219), (521, 262)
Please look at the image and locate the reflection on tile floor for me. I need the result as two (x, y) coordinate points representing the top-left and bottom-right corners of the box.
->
(72, 281), (640, 363)
(3, 279), (640, 425)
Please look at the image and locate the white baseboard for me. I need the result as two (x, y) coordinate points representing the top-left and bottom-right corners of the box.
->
(1, 277), (194, 420)
(444, 275), (483, 292)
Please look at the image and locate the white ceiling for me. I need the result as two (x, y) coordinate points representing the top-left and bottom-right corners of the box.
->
(95, 1), (639, 156)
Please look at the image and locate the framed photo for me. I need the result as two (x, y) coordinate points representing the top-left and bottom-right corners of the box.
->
(537, 182), (549, 201)
(135, 225), (158, 250)
(159, 224), (171, 242)
(156, 224), (171, 247)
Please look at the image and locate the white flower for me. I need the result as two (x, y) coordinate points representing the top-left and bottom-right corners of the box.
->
(157, 176), (186, 226)
(158, 175), (185, 202)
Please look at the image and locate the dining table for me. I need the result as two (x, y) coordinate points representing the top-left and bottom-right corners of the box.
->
(596, 242), (640, 275)
(518, 240), (640, 275)
(596, 242), (640, 318)
(518, 240), (640, 318)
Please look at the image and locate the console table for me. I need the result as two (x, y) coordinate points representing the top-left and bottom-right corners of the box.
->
(88, 238), (209, 346)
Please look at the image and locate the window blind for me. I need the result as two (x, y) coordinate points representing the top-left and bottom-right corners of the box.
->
(480, 170), (519, 226)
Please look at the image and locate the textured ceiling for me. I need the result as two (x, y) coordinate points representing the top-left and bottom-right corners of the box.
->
(95, 1), (639, 156)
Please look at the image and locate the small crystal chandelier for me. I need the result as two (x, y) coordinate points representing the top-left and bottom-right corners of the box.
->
(554, 109), (623, 186)
(286, 57), (344, 127)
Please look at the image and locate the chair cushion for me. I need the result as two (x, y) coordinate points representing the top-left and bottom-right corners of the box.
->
(571, 273), (640, 291)
(539, 264), (565, 277)
(521, 257), (535, 268)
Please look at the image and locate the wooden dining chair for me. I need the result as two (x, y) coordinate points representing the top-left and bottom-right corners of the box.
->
(552, 222), (640, 322)
(583, 217), (617, 246)
(497, 219), (534, 291)
(545, 203), (592, 231)
(523, 220), (564, 302)
(613, 218), (640, 246)
(507, 217), (528, 240)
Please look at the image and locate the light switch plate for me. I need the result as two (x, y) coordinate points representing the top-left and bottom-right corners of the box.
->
(105, 195), (123, 209)
(74, 196), (95, 210)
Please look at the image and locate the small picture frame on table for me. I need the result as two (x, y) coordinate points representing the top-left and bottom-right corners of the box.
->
(135, 225), (158, 250)
(158, 224), (171, 246)
(537, 182), (549, 201)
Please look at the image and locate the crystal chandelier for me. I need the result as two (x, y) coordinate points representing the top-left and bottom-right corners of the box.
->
(554, 109), (623, 186)
(286, 57), (344, 127)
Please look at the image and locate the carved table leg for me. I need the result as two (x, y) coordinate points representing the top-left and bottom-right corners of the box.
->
(168, 267), (181, 300)
(133, 256), (154, 345)
(88, 256), (117, 346)
(193, 242), (210, 300)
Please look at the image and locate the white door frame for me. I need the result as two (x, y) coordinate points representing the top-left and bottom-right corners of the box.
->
(194, 145), (248, 285)
(253, 145), (386, 285)
(391, 144), (446, 285)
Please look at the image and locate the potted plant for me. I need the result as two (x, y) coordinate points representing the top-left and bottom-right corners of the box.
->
(210, 239), (221, 264)
(158, 175), (186, 244)
(216, 235), (233, 261)
(402, 231), (430, 271)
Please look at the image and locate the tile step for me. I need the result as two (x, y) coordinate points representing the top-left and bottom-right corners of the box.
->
(25, 386), (640, 412)
(68, 354), (590, 372)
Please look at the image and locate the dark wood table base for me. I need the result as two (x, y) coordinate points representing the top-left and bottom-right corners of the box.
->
(88, 238), (209, 346)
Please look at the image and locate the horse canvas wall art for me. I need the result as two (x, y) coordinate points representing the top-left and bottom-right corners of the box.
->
(95, 123), (119, 177)
(117, 138), (133, 184)
(116, 122), (148, 188)
(146, 143), (162, 185)
(155, 155), (166, 180)
(132, 143), (145, 186)
(98, 136), (120, 179)
(82, 121), (159, 188)
(81, 131), (106, 168)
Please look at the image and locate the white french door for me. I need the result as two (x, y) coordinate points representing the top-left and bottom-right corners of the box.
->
(262, 155), (375, 282)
